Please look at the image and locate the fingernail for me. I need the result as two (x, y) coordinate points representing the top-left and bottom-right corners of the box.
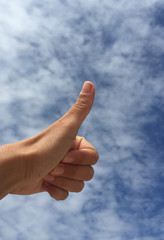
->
(53, 167), (64, 175)
(81, 81), (93, 94)
(45, 175), (55, 182)
(64, 157), (74, 163)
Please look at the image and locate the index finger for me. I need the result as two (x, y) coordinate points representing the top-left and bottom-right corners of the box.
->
(62, 148), (99, 165)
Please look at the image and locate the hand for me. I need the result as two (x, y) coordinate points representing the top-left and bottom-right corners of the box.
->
(0, 82), (99, 200)
(12, 136), (98, 200)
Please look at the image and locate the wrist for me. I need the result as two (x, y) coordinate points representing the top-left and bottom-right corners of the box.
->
(0, 142), (25, 200)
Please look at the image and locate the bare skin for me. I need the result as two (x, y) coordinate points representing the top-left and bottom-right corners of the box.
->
(0, 82), (99, 200)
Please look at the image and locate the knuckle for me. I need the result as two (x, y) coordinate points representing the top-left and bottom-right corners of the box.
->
(87, 166), (94, 181)
(55, 191), (69, 201)
(93, 151), (99, 165)
(71, 181), (84, 193)
(62, 192), (69, 200)
(77, 181), (85, 192)
(74, 96), (91, 113)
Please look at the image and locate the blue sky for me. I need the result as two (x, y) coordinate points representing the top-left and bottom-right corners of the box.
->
(0, 0), (164, 239)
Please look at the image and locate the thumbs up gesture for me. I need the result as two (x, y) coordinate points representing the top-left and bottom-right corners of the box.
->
(0, 82), (99, 200)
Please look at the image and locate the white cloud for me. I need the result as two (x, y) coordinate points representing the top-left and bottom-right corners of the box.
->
(0, 0), (164, 239)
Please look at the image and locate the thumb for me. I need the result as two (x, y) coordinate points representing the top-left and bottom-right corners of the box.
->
(33, 81), (95, 172)
(62, 81), (95, 134)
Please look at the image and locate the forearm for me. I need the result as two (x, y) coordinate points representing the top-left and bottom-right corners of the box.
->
(0, 162), (12, 200)
(0, 143), (23, 200)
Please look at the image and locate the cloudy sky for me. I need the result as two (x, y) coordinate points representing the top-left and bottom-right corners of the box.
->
(0, 0), (164, 239)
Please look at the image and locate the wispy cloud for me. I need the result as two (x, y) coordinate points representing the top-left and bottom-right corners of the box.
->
(0, 0), (164, 239)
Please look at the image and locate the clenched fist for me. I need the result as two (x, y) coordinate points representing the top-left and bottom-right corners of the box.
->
(0, 82), (99, 200)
